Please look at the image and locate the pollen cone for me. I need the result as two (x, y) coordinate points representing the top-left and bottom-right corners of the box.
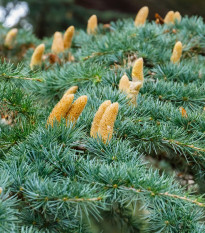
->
(132, 58), (144, 82)
(164, 11), (174, 24)
(135, 6), (149, 26)
(51, 32), (64, 54)
(171, 41), (182, 64)
(63, 86), (78, 97)
(30, 44), (45, 69)
(64, 26), (75, 49)
(119, 74), (130, 94)
(87, 15), (98, 34)
(66, 95), (87, 124)
(98, 102), (119, 143)
(90, 100), (111, 138)
(174, 11), (181, 23)
(47, 94), (74, 126)
(4, 28), (18, 49)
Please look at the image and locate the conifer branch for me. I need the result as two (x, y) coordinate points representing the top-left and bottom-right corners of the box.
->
(121, 186), (205, 208)
(163, 138), (205, 153)
(0, 73), (43, 82)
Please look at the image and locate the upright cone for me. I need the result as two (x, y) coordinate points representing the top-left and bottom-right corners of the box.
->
(64, 26), (75, 49)
(164, 11), (175, 24)
(90, 100), (112, 138)
(66, 95), (87, 123)
(30, 44), (45, 69)
(135, 6), (149, 26)
(4, 28), (18, 49)
(98, 102), (119, 143)
(63, 86), (78, 97)
(171, 41), (182, 64)
(119, 74), (130, 94)
(51, 32), (64, 54)
(174, 11), (181, 23)
(47, 94), (74, 126)
(132, 58), (144, 82)
(87, 15), (98, 34)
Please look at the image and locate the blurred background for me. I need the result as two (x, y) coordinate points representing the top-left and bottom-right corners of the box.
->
(0, 0), (204, 38)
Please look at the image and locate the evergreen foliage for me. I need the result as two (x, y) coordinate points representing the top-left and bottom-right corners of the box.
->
(0, 10), (205, 232)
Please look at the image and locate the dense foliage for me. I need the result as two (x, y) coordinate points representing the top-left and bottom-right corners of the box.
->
(0, 11), (205, 232)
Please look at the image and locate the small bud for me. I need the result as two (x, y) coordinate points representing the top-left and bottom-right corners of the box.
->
(164, 11), (175, 24)
(0, 187), (3, 194)
(64, 26), (75, 49)
(98, 102), (119, 143)
(87, 15), (98, 34)
(47, 94), (74, 126)
(66, 95), (88, 124)
(68, 52), (75, 62)
(128, 81), (143, 106)
(132, 58), (144, 82)
(135, 6), (149, 26)
(171, 41), (182, 64)
(129, 81), (143, 92)
(155, 13), (164, 24)
(179, 106), (188, 118)
(51, 32), (64, 54)
(30, 44), (45, 69)
(174, 11), (181, 23)
(4, 28), (18, 49)
(90, 100), (111, 138)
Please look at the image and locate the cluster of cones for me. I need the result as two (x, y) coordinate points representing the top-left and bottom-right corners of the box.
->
(4, 7), (184, 143)
(135, 7), (181, 26)
(47, 86), (119, 143)
(119, 58), (144, 106)
(46, 86), (87, 127)
(28, 15), (98, 69)
(30, 25), (75, 69)
(3, 7), (183, 68)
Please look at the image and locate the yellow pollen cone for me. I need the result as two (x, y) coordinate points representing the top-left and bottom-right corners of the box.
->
(174, 11), (181, 23)
(164, 11), (175, 24)
(51, 32), (64, 54)
(90, 100), (112, 138)
(30, 44), (45, 69)
(98, 102), (119, 143)
(64, 26), (75, 49)
(87, 15), (98, 34)
(4, 28), (18, 49)
(63, 86), (78, 97)
(47, 94), (74, 127)
(132, 58), (144, 82)
(119, 74), (130, 94)
(135, 6), (149, 26)
(66, 95), (88, 124)
(171, 41), (182, 64)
